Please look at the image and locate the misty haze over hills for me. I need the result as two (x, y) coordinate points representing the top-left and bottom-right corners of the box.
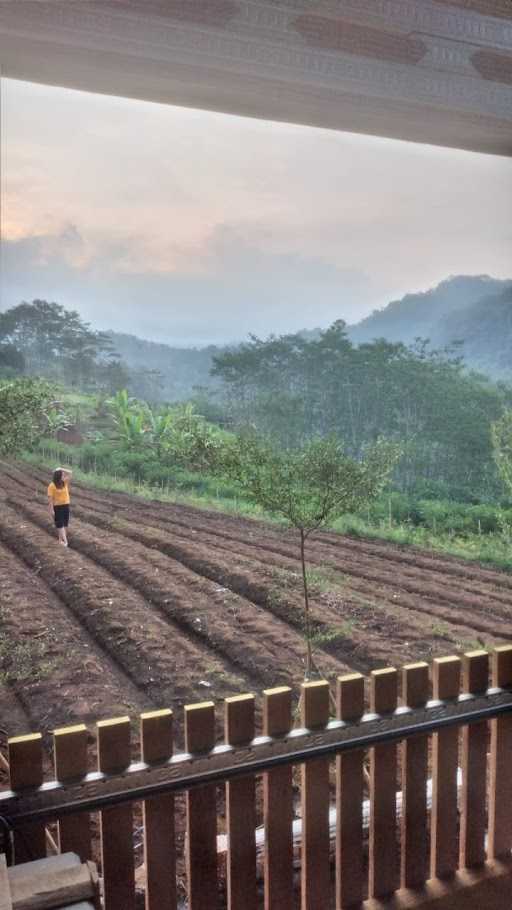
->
(107, 275), (512, 400)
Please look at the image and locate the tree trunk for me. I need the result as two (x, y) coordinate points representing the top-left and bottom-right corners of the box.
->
(300, 528), (313, 678)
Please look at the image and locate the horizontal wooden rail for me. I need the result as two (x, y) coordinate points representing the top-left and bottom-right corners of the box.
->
(1, 686), (512, 826)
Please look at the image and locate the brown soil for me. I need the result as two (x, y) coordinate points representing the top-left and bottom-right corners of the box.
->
(2, 461), (511, 905)
(1, 460), (511, 732)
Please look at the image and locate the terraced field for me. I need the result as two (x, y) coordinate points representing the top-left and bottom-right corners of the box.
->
(1, 460), (511, 744)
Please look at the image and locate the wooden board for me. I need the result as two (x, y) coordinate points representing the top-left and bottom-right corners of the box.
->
(301, 681), (331, 910)
(488, 646), (512, 860)
(335, 673), (365, 910)
(459, 652), (489, 870)
(401, 663), (429, 890)
(141, 710), (176, 910)
(369, 668), (398, 899)
(8, 735), (46, 864)
(97, 718), (135, 910)
(263, 687), (293, 910)
(185, 702), (217, 910)
(225, 695), (257, 910)
(53, 725), (91, 863)
(430, 656), (461, 880)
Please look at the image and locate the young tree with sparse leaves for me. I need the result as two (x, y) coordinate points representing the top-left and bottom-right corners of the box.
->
(214, 432), (400, 677)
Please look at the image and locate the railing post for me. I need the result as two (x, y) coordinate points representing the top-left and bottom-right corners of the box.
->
(185, 701), (217, 910)
(225, 694), (257, 910)
(8, 733), (46, 863)
(335, 673), (365, 910)
(141, 709), (176, 910)
(53, 724), (91, 862)
(460, 651), (489, 870)
(430, 655), (461, 880)
(488, 645), (512, 860)
(301, 680), (331, 910)
(369, 667), (398, 899)
(97, 716), (136, 910)
(401, 662), (429, 889)
(263, 687), (293, 910)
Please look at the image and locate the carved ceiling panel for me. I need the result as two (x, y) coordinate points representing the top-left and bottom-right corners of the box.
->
(0, 0), (510, 156)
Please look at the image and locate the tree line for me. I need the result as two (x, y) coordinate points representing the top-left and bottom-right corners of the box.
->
(212, 321), (512, 500)
(0, 300), (163, 400)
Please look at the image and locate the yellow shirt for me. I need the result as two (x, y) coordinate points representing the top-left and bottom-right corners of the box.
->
(47, 481), (70, 506)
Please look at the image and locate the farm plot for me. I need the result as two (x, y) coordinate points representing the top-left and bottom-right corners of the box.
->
(1, 460), (511, 743)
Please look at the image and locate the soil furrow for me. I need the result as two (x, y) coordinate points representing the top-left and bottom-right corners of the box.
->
(0, 540), (152, 732)
(62, 505), (505, 669)
(0, 503), (245, 728)
(9, 498), (351, 687)
(12, 461), (512, 594)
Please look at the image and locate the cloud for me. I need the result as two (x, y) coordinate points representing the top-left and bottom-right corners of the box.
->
(0, 223), (377, 344)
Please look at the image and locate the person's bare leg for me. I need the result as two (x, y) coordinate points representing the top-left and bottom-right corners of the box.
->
(58, 527), (66, 545)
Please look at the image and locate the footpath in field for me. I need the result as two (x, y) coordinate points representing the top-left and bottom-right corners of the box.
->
(1, 461), (512, 739)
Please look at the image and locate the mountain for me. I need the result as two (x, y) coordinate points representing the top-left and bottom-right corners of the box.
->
(435, 285), (512, 379)
(349, 275), (512, 348)
(108, 331), (222, 400)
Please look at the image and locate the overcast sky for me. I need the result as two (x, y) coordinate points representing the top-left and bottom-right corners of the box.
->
(2, 77), (511, 346)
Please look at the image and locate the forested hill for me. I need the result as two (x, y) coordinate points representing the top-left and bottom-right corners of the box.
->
(107, 331), (221, 399)
(349, 276), (512, 374)
(434, 285), (512, 379)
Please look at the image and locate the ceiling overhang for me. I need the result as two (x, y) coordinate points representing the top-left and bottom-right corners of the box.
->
(1, 0), (511, 156)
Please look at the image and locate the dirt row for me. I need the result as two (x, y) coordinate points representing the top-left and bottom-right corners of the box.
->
(4, 464), (510, 673)
(16, 462), (512, 612)
(0, 467), (485, 677)
(2, 461), (512, 746)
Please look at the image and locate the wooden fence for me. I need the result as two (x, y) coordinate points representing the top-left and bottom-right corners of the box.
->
(1, 647), (512, 909)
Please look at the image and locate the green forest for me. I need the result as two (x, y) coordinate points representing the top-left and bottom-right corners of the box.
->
(3, 295), (512, 569)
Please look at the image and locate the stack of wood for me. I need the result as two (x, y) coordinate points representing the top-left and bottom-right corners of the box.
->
(0, 852), (100, 910)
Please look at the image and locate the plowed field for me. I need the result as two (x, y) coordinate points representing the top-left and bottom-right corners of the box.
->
(1, 460), (511, 742)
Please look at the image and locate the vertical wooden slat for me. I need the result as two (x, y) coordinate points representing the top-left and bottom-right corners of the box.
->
(8, 733), (46, 863)
(141, 709), (175, 910)
(97, 716), (135, 910)
(263, 686), (293, 910)
(369, 667), (398, 900)
(225, 694), (257, 910)
(185, 701), (217, 910)
(430, 655), (461, 880)
(460, 650), (489, 870)
(301, 680), (331, 910)
(54, 724), (91, 861)
(335, 673), (365, 910)
(401, 662), (429, 889)
(489, 645), (512, 860)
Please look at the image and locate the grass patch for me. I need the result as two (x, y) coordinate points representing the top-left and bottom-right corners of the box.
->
(310, 622), (355, 647)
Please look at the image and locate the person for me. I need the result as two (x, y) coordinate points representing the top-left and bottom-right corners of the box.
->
(47, 467), (73, 546)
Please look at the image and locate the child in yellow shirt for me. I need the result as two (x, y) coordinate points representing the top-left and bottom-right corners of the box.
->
(47, 467), (72, 546)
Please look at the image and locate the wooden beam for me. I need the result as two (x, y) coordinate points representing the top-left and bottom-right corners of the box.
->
(335, 673), (365, 910)
(141, 709), (176, 910)
(263, 687), (293, 910)
(225, 695), (257, 910)
(301, 681), (331, 910)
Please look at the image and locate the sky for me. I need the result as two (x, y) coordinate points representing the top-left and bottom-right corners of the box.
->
(2, 77), (511, 347)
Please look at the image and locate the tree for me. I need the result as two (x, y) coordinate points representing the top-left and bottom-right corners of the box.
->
(0, 378), (56, 455)
(214, 432), (400, 677)
(0, 344), (25, 377)
(0, 300), (113, 386)
(491, 410), (512, 495)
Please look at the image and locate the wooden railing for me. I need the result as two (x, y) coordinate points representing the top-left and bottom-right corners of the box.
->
(1, 647), (512, 909)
